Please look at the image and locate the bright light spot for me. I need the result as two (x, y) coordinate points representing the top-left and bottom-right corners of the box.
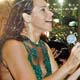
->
(70, 31), (73, 34)
(69, 21), (78, 27)
(0, 0), (5, 2)
(53, 3), (56, 6)
(44, 32), (49, 37)
(47, 3), (50, 7)
(74, 7), (78, 10)
(53, 19), (59, 23)
(0, 0), (14, 3)
(68, 3), (71, 7)
(58, 0), (64, 6)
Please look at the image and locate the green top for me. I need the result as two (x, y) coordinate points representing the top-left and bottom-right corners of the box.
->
(23, 36), (52, 80)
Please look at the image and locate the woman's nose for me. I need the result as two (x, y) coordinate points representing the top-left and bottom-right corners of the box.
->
(50, 11), (54, 17)
(48, 10), (54, 17)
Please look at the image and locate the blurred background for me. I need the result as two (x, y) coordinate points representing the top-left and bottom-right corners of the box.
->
(0, 0), (80, 42)
(0, 0), (80, 65)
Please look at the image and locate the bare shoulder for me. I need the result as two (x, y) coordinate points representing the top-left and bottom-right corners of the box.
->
(2, 39), (23, 48)
(1, 39), (37, 80)
(2, 39), (28, 59)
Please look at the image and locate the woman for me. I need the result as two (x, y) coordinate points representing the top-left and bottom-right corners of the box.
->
(0, 0), (80, 80)
(67, 68), (80, 80)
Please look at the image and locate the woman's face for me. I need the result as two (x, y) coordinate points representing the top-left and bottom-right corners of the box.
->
(30, 0), (53, 32)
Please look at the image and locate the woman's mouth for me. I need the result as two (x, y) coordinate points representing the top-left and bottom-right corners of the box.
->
(45, 20), (52, 23)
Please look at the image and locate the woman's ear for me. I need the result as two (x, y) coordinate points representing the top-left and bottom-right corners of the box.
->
(22, 13), (31, 23)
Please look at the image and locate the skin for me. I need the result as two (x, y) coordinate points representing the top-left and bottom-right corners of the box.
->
(1, 0), (58, 80)
(1, 0), (80, 80)
(22, 0), (53, 43)
(67, 68), (80, 80)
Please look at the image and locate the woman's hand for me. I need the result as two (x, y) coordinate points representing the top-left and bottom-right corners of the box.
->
(67, 42), (80, 69)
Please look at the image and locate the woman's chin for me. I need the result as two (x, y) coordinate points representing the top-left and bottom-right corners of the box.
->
(45, 26), (52, 31)
(46, 24), (52, 31)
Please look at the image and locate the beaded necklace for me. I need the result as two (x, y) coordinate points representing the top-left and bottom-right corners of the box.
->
(22, 36), (52, 80)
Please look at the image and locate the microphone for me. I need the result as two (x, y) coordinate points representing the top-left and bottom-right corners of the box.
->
(67, 34), (77, 45)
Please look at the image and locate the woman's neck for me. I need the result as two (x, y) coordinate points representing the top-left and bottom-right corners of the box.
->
(27, 32), (40, 44)
(21, 27), (42, 44)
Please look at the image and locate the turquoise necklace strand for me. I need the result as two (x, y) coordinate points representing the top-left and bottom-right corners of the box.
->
(22, 36), (52, 80)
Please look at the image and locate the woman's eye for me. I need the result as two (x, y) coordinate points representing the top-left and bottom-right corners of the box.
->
(41, 8), (45, 12)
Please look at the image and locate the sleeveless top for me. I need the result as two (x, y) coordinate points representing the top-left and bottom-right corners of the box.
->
(22, 36), (52, 80)
(0, 36), (52, 80)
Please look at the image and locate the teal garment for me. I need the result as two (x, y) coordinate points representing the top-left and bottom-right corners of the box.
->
(23, 36), (52, 80)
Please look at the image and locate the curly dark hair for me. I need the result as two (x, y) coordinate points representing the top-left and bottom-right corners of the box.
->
(0, 0), (33, 45)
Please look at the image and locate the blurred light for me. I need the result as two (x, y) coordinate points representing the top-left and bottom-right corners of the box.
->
(73, 4), (75, 6)
(44, 32), (49, 37)
(68, 3), (71, 7)
(65, 8), (69, 10)
(0, 0), (14, 3)
(69, 21), (78, 27)
(53, 3), (56, 6)
(70, 8), (74, 10)
(70, 31), (73, 34)
(76, 4), (79, 6)
(47, 3), (50, 7)
(53, 19), (59, 23)
(74, 7), (78, 10)
(58, 0), (64, 6)
(0, 0), (5, 2)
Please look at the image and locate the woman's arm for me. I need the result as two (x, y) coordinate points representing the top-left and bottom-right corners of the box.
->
(43, 43), (80, 80)
(2, 40), (37, 80)
(67, 67), (80, 80)
(2, 40), (80, 80)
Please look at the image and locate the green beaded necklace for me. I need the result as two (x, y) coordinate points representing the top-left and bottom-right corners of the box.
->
(22, 36), (52, 80)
